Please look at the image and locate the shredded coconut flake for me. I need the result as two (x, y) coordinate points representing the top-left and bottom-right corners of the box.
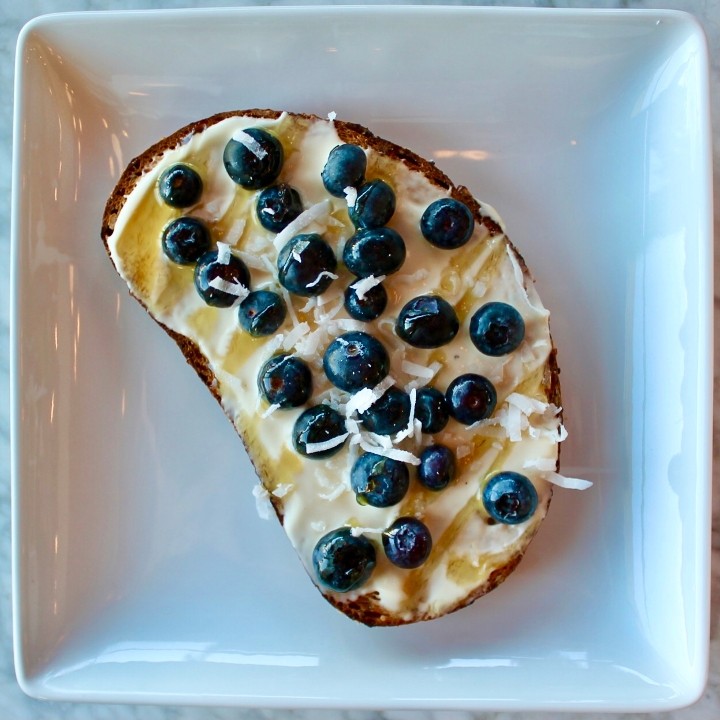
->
(542, 472), (593, 490)
(252, 484), (272, 520)
(344, 186), (358, 208)
(394, 268), (430, 284)
(345, 376), (395, 417)
(273, 199), (332, 249)
(282, 322), (310, 350)
(272, 483), (293, 498)
(232, 128), (268, 159)
(305, 432), (350, 454)
(394, 388), (417, 442)
(236, 250), (266, 270)
(327, 110), (337, 122)
(456, 445), (472, 459)
(216, 241), (232, 265)
(401, 359), (441, 381)
(262, 207), (276, 216)
(261, 403), (281, 418)
(279, 288), (299, 327)
(506, 392), (549, 416)
(359, 441), (420, 466)
(319, 483), (347, 501)
(311, 520), (327, 532)
(350, 526), (385, 537)
(226, 218), (246, 245)
(350, 274), (385, 300)
(307, 270), (339, 288)
(208, 277), (249, 302)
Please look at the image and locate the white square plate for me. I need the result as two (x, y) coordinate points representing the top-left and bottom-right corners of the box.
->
(11, 6), (713, 711)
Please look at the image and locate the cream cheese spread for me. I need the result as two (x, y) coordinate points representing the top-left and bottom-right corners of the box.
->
(107, 112), (569, 623)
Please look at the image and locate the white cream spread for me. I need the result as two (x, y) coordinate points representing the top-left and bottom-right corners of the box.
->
(107, 112), (569, 622)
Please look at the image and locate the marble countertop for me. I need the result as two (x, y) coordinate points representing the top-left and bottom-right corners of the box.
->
(2, 0), (718, 718)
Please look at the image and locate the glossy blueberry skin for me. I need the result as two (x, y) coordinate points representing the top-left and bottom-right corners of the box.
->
(382, 517), (432, 569)
(349, 180), (396, 229)
(482, 471), (538, 524)
(256, 183), (303, 232)
(277, 233), (337, 297)
(417, 444), (456, 491)
(293, 404), (348, 459)
(158, 163), (203, 208)
(312, 528), (376, 592)
(238, 290), (286, 336)
(420, 197), (475, 249)
(323, 331), (389, 392)
(257, 354), (312, 408)
(344, 282), (388, 322)
(415, 387), (450, 434)
(360, 387), (411, 436)
(445, 373), (497, 425)
(343, 227), (406, 278)
(350, 452), (410, 508)
(396, 295), (459, 348)
(223, 127), (283, 190)
(194, 250), (251, 308)
(321, 144), (367, 197)
(161, 216), (211, 265)
(470, 302), (526, 356)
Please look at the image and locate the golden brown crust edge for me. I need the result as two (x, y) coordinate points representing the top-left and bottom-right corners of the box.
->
(101, 109), (561, 627)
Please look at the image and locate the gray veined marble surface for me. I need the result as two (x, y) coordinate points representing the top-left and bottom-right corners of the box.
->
(2, 0), (719, 718)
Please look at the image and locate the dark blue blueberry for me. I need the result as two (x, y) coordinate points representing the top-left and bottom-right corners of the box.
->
(223, 127), (283, 190)
(420, 197), (475, 249)
(344, 282), (388, 322)
(360, 387), (411, 436)
(417, 444), (456, 491)
(396, 295), (459, 348)
(323, 331), (389, 392)
(238, 290), (286, 336)
(277, 233), (337, 297)
(350, 452), (410, 508)
(445, 374), (497, 425)
(382, 517), (432, 569)
(293, 404), (348, 458)
(257, 354), (312, 409)
(482, 471), (538, 524)
(161, 216), (211, 265)
(470, 302), (525, 356)
(312, 527), (376, 592)
(158, 163), (203, 208)
(415, 387), (450, 434)
(256, 183), (303, 232)
(194, 250), (251, 308)
(321, 144), (367, 197)
(349, 180), (396, 229)
(343, 227), (406, 278)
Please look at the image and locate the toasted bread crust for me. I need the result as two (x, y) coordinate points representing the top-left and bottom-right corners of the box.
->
(102, 109), (560, 626)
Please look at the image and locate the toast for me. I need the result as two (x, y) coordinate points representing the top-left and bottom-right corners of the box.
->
(102, 109), (570, 626)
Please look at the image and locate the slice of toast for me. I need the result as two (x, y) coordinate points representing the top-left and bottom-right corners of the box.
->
(102, 109), (565, 626)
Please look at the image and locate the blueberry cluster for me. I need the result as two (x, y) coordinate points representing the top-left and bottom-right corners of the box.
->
(157, 126), (538, 595)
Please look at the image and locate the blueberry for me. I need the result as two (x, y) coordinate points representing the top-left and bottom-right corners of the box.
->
(158, 163), (203, 208)
(258, 354), (312, 409)
(446, 374), (497, 425)
(161, 216), (211, 265)
(470, 302), (525, 356)
(194, 250), (251, 308)
(256, 183), (303, 232)
(223, 127), (283, 190)
(382, 517), (432, 569)
(420, 197), (475, 249)
(312, 527), (376, 592)
(293, 404), (348, 458)
(323, 331), (389, 392)
(396, 295), (459, 348)
(415, 387), (450, 434)
(277, 233), (337, 297)
(321, 144), (367, 197)
(350, 452), (410, 508)
(360, 387), (411, 436)
(482, 471), (538, 524)
(344, 282), (388, 322)
(417, 444), (456, 491)
(349, 180), (396, 229)
(343, 227), (406, 278)
(238, 290), (286, 336)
